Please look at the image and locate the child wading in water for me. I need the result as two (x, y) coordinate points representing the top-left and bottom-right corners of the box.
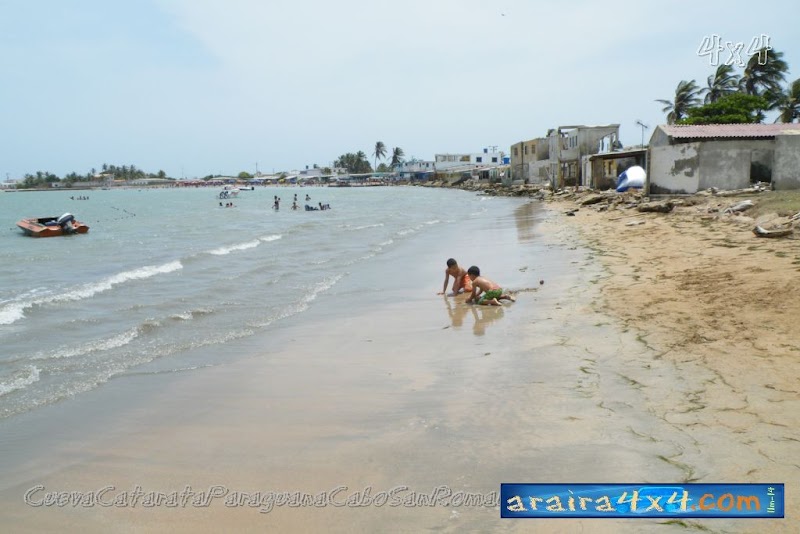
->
(465, 266), (515, 305)
(438, 258), (473, 296)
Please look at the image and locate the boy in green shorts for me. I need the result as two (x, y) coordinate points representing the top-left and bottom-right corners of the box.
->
(465, 266), (516, 306)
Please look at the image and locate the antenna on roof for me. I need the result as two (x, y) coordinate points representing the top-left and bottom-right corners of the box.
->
(635, 120), (650, 147)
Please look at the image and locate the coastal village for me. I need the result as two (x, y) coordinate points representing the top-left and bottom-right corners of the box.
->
(4, 121), (800, 195)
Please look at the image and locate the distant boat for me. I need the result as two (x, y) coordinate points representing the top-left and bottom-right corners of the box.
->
(17, 213), (89, 237)
(218, 186), (240, 199)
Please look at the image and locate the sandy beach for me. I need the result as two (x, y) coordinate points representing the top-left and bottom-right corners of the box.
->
(547, 192), (800, 527)
(0, 192), (797, 533)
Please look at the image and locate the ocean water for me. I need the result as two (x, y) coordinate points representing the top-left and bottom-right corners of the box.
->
(0, 186), (545, 420)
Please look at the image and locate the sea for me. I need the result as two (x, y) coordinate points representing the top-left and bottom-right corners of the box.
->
(0, 185), (549, 422)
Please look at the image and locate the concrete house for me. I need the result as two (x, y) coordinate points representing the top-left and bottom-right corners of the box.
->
(548, 125), (620, 188)
(510, 138), (549, 184)
(648, 123), (800, 194)
(395, 159), (436, 181)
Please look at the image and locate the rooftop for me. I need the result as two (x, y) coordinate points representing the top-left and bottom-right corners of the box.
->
(661, 123), (800, 139)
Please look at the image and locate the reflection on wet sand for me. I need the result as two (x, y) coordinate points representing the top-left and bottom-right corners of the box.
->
(514, 200), (541, 242)
(443, 297), (505, 336)
(470, 304), (503, 336)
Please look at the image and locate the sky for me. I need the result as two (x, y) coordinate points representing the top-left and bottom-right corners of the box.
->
(1, 0), (798, 179)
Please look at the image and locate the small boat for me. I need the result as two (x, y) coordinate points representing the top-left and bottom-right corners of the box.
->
(17, 213), (90, 237)
(218, 185), (240, 199)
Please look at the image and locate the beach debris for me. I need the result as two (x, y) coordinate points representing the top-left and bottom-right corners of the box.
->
(579, 194), (606, 206)
(637, 200), (674, 213)
(723, 200), (755, 214)
(625, 220), (646, 226)
(714, 183), (770, 197)
(752, 226), (793, 238)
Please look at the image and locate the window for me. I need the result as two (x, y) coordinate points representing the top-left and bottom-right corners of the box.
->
(492, 157), (497, 163)
(513, 147), (518, 156)
(524, 146), (528, 155)
(476, 157), (483, 163)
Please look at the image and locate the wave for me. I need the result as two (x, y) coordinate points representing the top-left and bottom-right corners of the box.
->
(344, 223), (384, 231)
(170, 307), (215, 321)
(0, 261), (183, 325)
(248, 274), (343, 329)
(0, 365), (40, 397)
(29, 320), (163, 361)
(205, 234), (282, 256)
(394, 219), (442, 238)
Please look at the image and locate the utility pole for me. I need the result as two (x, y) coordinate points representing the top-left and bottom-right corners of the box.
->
(636, 120), (651, 195)
(635, 120), (649, 148)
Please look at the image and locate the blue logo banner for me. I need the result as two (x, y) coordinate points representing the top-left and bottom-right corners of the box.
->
(501, 483), (784, 518)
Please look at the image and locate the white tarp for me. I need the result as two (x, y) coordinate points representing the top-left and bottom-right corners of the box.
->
(616, 165), (646, 192)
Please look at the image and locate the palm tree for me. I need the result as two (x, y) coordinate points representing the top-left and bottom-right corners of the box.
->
(656, 80), (701, 124)
(702, 64), (740, 104)
(390, 147), (405, 167)
(355, 151), (370, 173)
(741, 48), (788, 109)
(372, 141), (386, 173)
(776, 78), (800, 123)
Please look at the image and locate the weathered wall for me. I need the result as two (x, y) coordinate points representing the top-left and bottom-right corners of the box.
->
(650, 139), (777, 194)
(696, 140), (771, 190)
(649, 142), (700, 194)
(774, 135), (800, 190)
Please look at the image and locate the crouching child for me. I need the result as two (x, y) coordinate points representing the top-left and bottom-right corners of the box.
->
(465, 266), (515, 306)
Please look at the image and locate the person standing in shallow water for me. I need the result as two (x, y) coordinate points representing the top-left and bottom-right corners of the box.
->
(465, 265), (515, 305)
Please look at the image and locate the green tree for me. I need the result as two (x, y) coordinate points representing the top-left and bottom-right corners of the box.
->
(656, 80), (701, 124)
(238, 171), (253, 179)
(334, 152), (372, 173)
(775, 78), (800, 123)
(373, 141), (386, 173)
(679, 93), (768, 125)
(390, 147), (405, 166)
(702, 64), (740, 104)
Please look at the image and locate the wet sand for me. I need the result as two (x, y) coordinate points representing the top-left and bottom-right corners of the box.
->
(0, 198), (794, 532)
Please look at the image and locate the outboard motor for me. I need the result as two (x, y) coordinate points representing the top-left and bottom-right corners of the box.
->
(57, 213), (76, 234)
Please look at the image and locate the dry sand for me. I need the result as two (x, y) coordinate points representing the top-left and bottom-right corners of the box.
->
(545, 192), (800, 529)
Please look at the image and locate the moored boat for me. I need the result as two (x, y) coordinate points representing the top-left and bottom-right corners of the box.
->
(17, 213), (90, 237)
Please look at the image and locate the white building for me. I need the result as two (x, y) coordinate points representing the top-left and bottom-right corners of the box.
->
(434, 149), (504, 171)
(395, 159), (436, 180)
